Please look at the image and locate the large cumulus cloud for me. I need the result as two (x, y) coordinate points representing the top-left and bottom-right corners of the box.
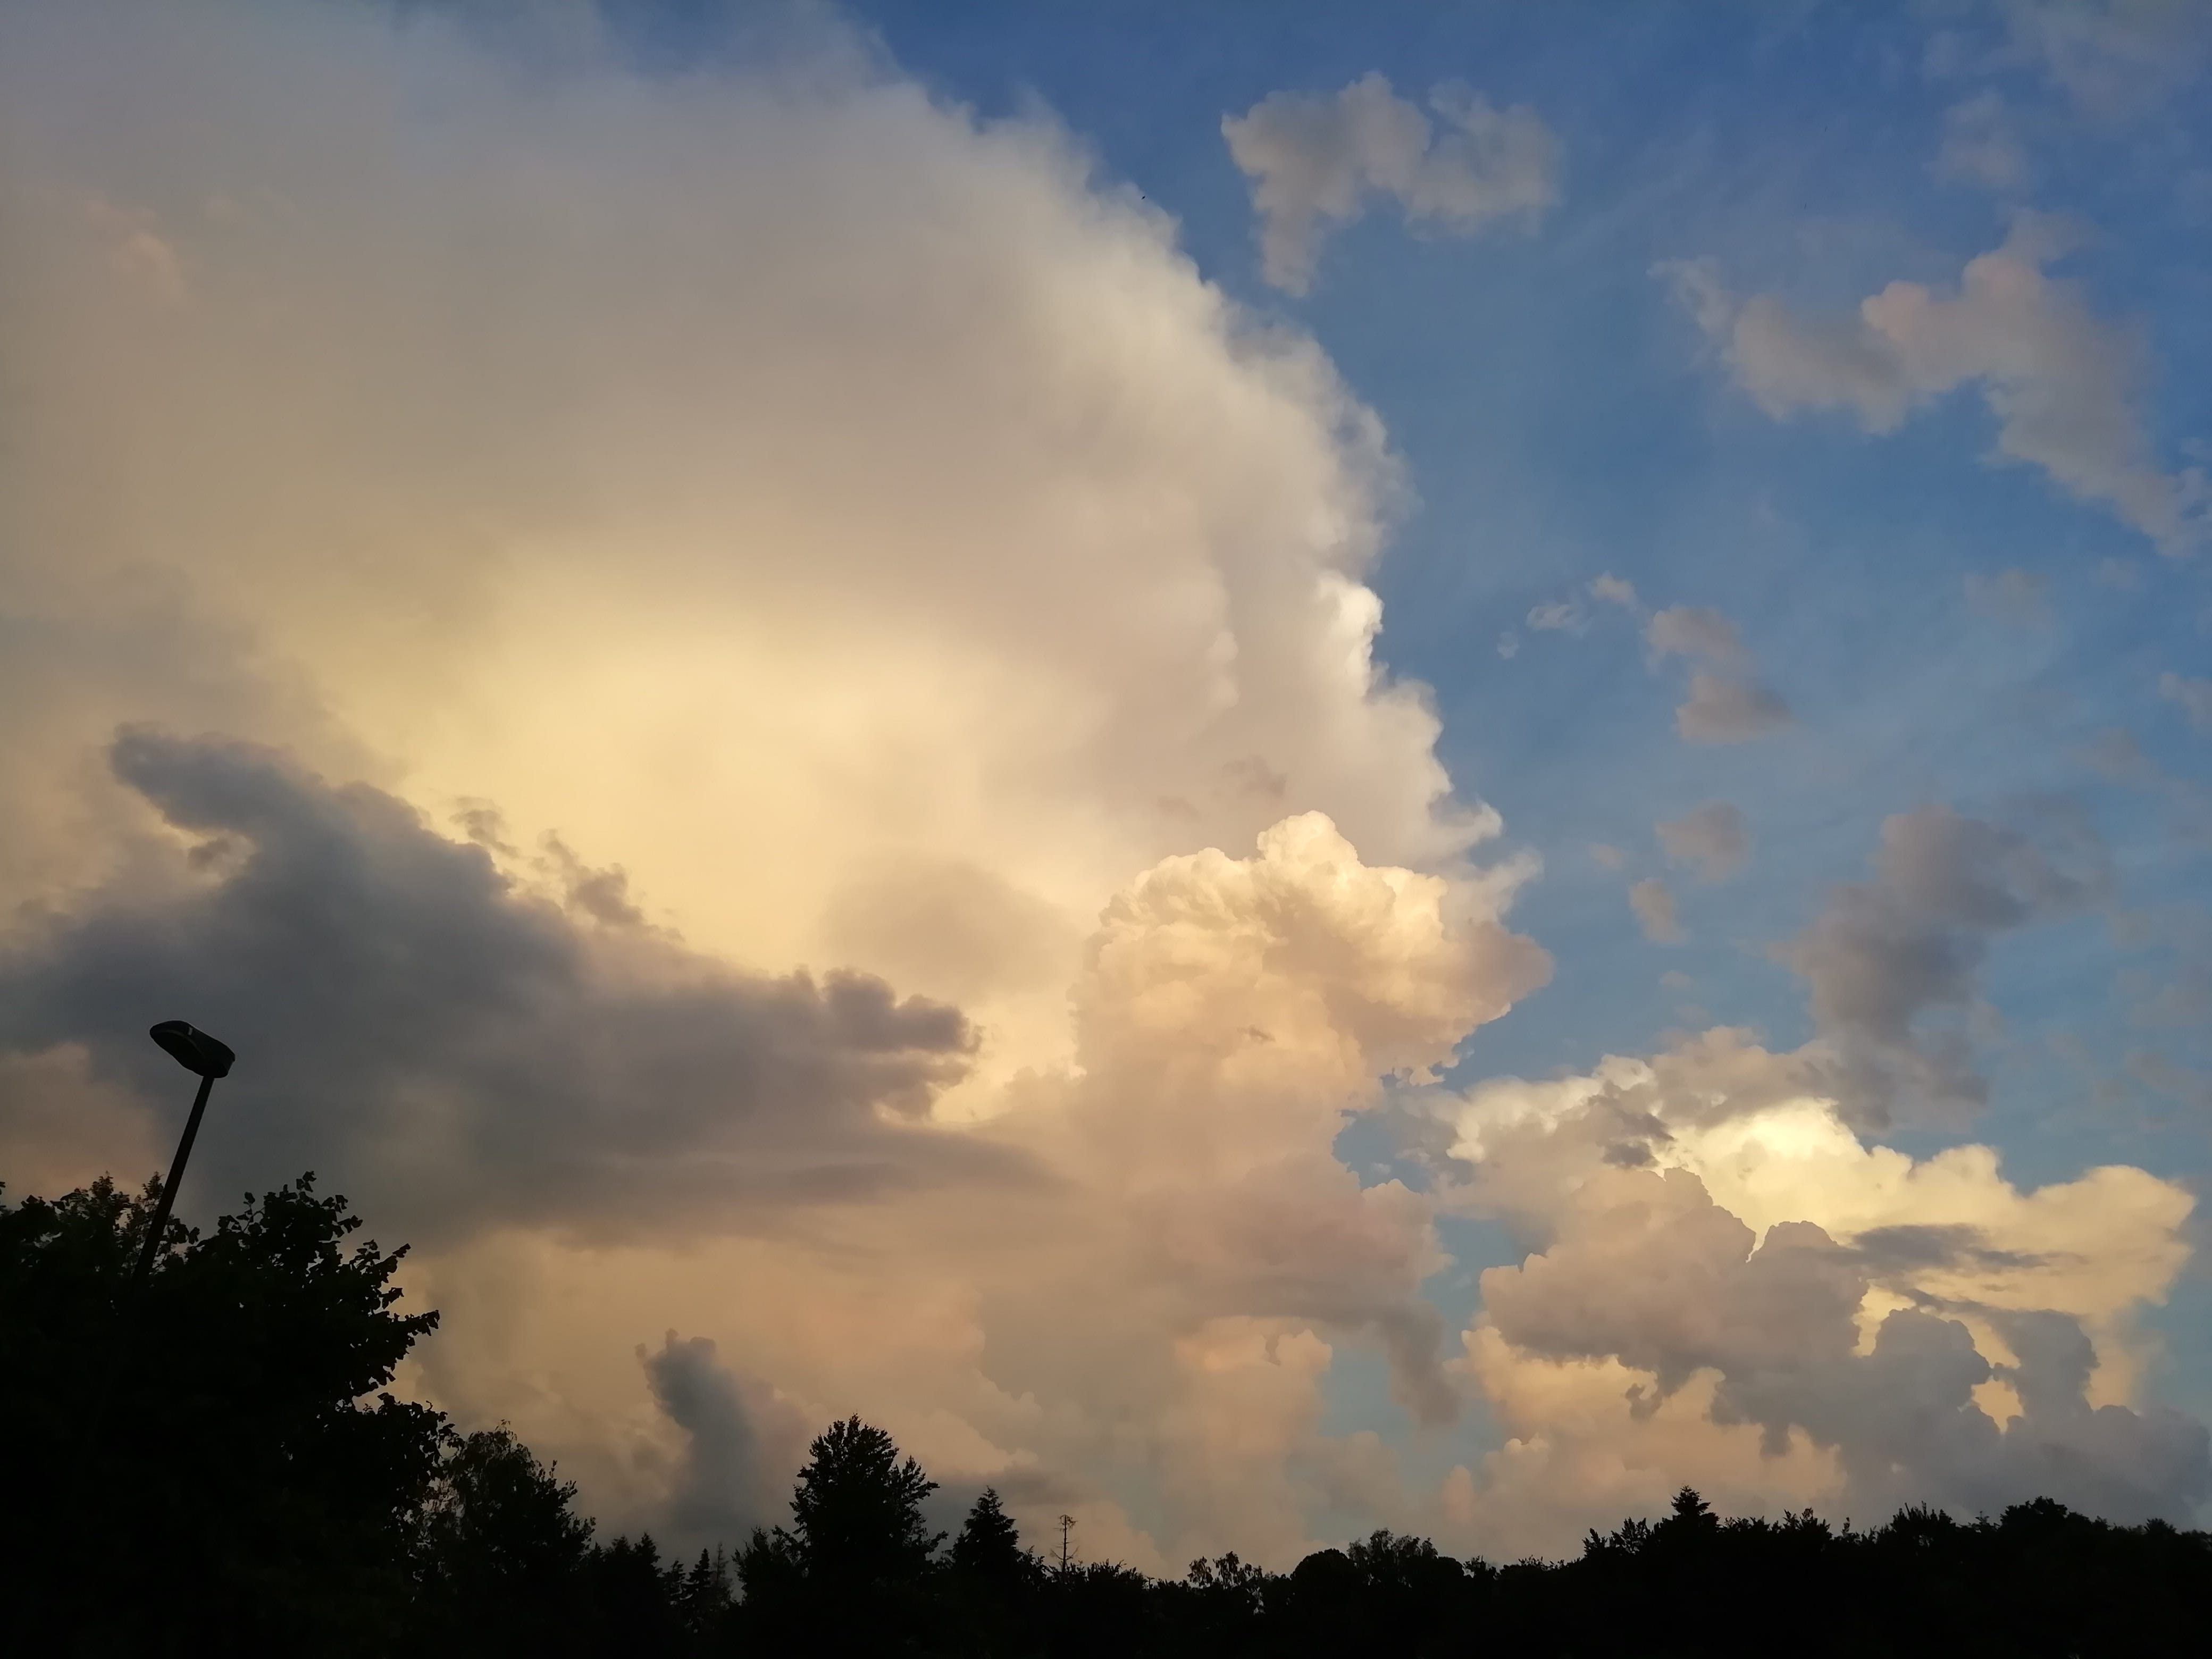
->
(0, 0), (1555, 1565)
(1, 0), (2202, 1570)
(1430, 1042), (2203, 1553)
(1478, 1162), (2205, 1526)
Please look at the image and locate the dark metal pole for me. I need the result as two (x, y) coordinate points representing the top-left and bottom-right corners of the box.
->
(133, 1070), (216, 1286)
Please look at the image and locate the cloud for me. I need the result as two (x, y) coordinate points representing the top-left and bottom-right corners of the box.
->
(0, 0), (1578, 1565)
(1629, 877), (1683, 944)
(1677, 673), (1794, 744)
(1646, 606), (1749, 667)
(1965, 566), (2051, 624)
(1476, 1162), (2207, 1528)
(641, 1333), (809, 1554)
(2001, 0), (2210, 118)
(1660, 217), (2209, 554)
(0, 731), (1008, 1242)
(0, 0), (2193, 1571)
(2160, 671), (2212, 731)
(1656, 802), (1750, 883)
(1934, 91), (2029, 192)
(0, 1042), (158, 1200)
(1645, 607), (1792, 744)
(1222, 73), (1558, 294)
(1781, 804), (2109, 1125)
(3, 744), (1547, 1565)
(733, 812), (1545, 1565)
(1588, 574), (1640, 609)
(1429, 1040), (2205, 1552)
(1041, 812), (1548, 1427)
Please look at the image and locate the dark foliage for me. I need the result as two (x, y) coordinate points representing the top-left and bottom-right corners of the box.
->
(733, 1414), (949, 1654)
(6, 1171), (2210, 1657)
(4, 1173), (444, 1656)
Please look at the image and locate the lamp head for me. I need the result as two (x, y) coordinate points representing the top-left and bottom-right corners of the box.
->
(149, 1020), (234, 1079)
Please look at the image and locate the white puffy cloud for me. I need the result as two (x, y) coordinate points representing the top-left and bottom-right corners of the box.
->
(1660, 216), (2209, 555)
(1004, 812), (1547, 1436)
(1222, 73), (1558, 294)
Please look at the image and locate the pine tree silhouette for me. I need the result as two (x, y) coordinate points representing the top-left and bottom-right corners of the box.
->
(953, 1488), (1032, 1584)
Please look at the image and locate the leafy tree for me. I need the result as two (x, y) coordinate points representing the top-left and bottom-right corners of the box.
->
(414, 1426), (594, 1654)
(787, 1414), (944, 1585)
(733, 1415), (945, 1652)
(2, 1174), (446, 1656)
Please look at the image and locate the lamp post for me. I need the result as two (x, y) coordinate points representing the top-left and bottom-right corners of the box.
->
(132, 1020), (236, 1286)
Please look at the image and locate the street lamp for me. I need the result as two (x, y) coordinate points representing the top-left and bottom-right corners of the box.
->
(132, 1020), (236, 1286)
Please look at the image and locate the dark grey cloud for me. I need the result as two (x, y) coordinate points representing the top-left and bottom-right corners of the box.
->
(642, 1332), (806, 1552)
(1780, 803), (2109, 1125)
(1481, 1166), (2209, 1524)
(1848, 1223), (2051, 1277)
(0, 730), (1034, 1240)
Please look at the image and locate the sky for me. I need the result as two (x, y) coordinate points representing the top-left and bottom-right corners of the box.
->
(2, 0), (2210, 1566)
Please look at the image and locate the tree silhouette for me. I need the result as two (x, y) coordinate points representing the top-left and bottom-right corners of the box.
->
(952, 1487), (1034, 1585)
(734, 1414), (945, 1652)
(414, 1426), (593, 1654)
(3, 1174), (446, 1656)
(944, 1488), (1043, 1655)
(773, 1414), (943, 1586)
(8, 1168), (2211, 1657)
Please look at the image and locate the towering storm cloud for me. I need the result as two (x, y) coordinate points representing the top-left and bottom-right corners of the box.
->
(2, 0), (2205, 1567)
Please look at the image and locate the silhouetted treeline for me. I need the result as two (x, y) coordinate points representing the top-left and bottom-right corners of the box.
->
(6, 1174), (2208, 1656)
